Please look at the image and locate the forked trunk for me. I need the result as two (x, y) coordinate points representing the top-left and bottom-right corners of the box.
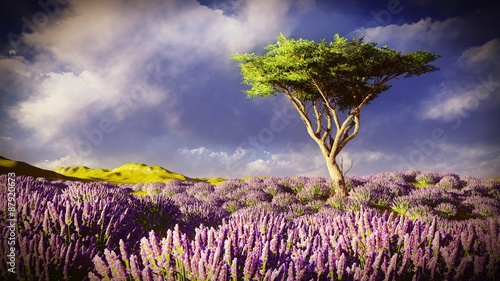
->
(326, 159), (348, 196)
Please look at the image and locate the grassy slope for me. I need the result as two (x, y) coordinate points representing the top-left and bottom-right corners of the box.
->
(54, 163), (227, 185)
(54, 163), (187, 184)
(1, 155), (226, 184)
(0, 156), (91, 182)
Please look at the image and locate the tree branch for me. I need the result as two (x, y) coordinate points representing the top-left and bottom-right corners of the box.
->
(312, 101), (322, 137)
(330, 114), (354, 158)
(307, 75), (338, 145)
(278, 85), (321, 143)
(332, 77), (398, 158)
(341, 118), (355, 143)
(338, 114), (360, 151)
(331, 107), (341, 132)
(330, 98), (341, 132)
(355, 74), (398, 112)
(321, 105), (333, 142)
(340, 156), (354, 176)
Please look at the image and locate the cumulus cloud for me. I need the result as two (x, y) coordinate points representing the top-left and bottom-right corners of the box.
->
(179, 143), (327, 178)
(349, 17), (466, 51)
(458, 39), (500, 67)
(422, 39), (500, 121)
(0, 57), (30, 78)
(179, 143), (401, 179)
(180, 146), (248, 165)
(458, 38), (500, 79)
(13, 71), (115, 140)
(416, 143), (500, 178)
(35, 154), (98, 170)
(1, 0), (312, 165)
(422, 81), (494, 121)
(179, 145), (255, 177)
(340, 150), (392, 164)
(335, 148), (396, 176)
(244, 145), (327, 177)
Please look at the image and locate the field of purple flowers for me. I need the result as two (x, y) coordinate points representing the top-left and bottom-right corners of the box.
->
(1, 171), (499, 280)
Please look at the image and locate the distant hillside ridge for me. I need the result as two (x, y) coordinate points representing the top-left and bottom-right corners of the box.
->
(54, 162), (226, 184)
(1, 156), (225, 184)
(53, 162), (188, 184)
(0, 156), (89, 182)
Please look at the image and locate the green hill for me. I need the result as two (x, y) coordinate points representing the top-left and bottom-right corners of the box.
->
(54, 162), (191, 184)
(0, 156), (90, 182)
(54, 162), (226, 184)
(1, 155), (225, 184)
(1, 155), (229, 184)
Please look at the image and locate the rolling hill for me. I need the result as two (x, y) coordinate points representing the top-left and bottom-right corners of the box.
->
(54, 163), (225, 184)
(53, 163), (192, 184)
(0, 155), (225, 184)
(0, 156), (90, 182)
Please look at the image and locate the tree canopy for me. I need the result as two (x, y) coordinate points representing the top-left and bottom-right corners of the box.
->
(232, 34), (439, 111)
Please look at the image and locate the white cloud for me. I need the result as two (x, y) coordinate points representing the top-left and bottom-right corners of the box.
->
(35, 155), (98, 170)
(2, 0), (312, 164)
(244, 145), (327, 177)
(458, 38), (500, 68)
(9, 69), (166, 143)
(0, 57), (30, 78)
(180, 145), (248, 162)
(181, 147), (210, 156)
(421, 81), (493, 121)
(419, 143), (500, 178)
(179, 143), (327, 178)
(349, 17), (465, 51)
(340, 150), (392, 164)
(335, 149), (396, 176)
(180, 144), (402, 179)
(12, 71), (116, 140)
(422, 39), (500, 121)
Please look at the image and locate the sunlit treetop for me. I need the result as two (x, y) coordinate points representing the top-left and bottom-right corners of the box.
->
(232, 34), (440, 112)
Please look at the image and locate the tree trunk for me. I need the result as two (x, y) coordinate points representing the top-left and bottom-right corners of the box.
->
(326, 158), (348, 196)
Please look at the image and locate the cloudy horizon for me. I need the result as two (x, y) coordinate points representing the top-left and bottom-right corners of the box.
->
(1, 0), (499, 179)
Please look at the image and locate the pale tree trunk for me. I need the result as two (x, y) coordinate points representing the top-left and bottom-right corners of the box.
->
(326, 158), (347, 196)
(281, 91), (354, 197)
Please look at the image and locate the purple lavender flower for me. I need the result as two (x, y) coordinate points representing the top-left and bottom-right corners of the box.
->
(92, 254), (110, 279)
(415, 172), (442, 186)
(2, 173), (500, 281)
(434, 202), (457, 219)
(133, 194), (181, 236)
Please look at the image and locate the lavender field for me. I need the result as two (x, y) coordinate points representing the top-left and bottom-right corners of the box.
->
(1, 171), (499, 280)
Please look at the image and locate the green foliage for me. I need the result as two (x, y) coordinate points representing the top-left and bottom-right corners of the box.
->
(391, 197), (412, 215)
(348, 188), (372, 204)
(372, 194), (392, 208)
(289, 203), (310, 216)
(297, 184), (330, 204)
(306, 200), (325, 213)
(416, 178), (435, 186)
(406, 205), (434, 221)
(232, 33), (440, 112)
(345, 199), (364, 212)
(434, 203), (457, 219)
(327, 195), (348, 211)
(222, 200), (244, 213)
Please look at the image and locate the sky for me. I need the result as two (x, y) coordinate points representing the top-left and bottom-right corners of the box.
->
(0, 0), (499, 179)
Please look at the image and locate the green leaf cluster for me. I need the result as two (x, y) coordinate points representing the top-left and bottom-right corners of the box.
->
(231, 34), (440, 112)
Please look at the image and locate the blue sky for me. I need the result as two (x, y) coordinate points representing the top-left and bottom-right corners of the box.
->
(0, 0), (499, 179)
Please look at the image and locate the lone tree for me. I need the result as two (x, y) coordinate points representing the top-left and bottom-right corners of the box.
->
(232, 34), (440, 196)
